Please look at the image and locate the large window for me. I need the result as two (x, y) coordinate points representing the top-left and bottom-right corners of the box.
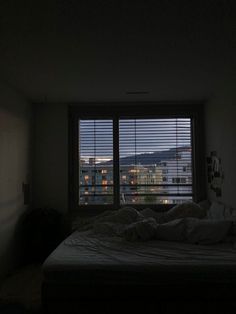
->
(69, 104), (205, 211)
(79, 120), (114, 205)
(78, 119), (192, 206)
(119, 119), (192, 205)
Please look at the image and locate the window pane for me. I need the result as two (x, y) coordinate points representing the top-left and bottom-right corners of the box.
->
(79, 120), (113, 205)
(119, 118), (192, 205)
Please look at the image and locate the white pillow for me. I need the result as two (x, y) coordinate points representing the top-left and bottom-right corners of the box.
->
(186, 218), (231, 244)
(161, 202), (207, 223)
(207, 202), (225, 220)
(156, 218), (186, 242)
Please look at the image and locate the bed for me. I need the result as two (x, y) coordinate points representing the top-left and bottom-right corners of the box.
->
(42, 228), (236, 314)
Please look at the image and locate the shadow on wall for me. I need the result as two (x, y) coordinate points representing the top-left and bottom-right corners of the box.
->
(0, 196), (26, 279)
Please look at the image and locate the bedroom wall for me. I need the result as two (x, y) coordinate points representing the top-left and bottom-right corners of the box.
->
(205, 89), (236, 209)
(0, 81), (31, 279)
(33, 99), (236, 212)
(33, 103), (68, 213)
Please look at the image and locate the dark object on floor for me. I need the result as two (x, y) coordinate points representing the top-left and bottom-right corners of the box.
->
(19, 208), (66, 263)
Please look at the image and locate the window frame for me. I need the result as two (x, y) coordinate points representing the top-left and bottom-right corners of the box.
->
(69, 103), (206, 215)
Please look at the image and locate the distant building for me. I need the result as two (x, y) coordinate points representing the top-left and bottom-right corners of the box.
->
(79, 147), (192, 205)
(158, 147), (192, 204)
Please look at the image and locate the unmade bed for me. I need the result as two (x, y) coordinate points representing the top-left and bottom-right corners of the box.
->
(42, 229), (236, 313)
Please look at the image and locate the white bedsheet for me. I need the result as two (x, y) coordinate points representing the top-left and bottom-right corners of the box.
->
(43, 230), (236, 285)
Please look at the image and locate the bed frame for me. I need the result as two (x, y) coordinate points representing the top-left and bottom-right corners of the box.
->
(42, 279), (236, 314)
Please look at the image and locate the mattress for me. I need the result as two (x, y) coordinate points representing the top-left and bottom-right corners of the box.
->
(43, 230), (236, 286)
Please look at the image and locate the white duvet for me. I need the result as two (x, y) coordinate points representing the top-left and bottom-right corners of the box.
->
(75, 206), (233, 244)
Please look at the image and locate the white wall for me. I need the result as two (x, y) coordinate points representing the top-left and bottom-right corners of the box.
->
(33, 103), (68, 213)
(0, 81), (31, 279)
(205, 91), (236, 208)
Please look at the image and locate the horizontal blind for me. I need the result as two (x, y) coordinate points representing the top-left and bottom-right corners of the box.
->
(79, 119), (113, 205)
(119, 118), (193, 205)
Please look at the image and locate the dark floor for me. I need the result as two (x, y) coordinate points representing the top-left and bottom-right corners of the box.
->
(1, 298), (236, 314)
(1, 265), (236, 314)
(0, 264), (42, 314)
(0, 303), (41, 314)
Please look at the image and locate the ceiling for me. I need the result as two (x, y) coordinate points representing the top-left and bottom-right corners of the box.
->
(0, 0), (235, 103)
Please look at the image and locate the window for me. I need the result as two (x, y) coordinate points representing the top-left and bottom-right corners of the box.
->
(119, 119), (192, 205)
(69, 104), (206, 211)
(79, 120), (113, 205)
(78, 118), (192, 206)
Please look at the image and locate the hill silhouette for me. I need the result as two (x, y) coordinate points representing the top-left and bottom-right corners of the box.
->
(102, 146), (190, 166)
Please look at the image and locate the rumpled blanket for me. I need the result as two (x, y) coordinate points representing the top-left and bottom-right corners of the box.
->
(74, 207), (163, 241)
(73, 206), (232, 244)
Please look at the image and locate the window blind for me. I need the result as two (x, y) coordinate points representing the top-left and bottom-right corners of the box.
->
(79, 120), (113, 205)
(78, 117), (193, 206)
(119, 118), (193, 205)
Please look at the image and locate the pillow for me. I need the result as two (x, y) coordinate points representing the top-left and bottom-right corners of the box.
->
(161, 202), (207, 223)
(185, 218), (231, 244)
(124, 218), (158, 241)
(207, 202), (225, 220)
(156, 218), (186, 242)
